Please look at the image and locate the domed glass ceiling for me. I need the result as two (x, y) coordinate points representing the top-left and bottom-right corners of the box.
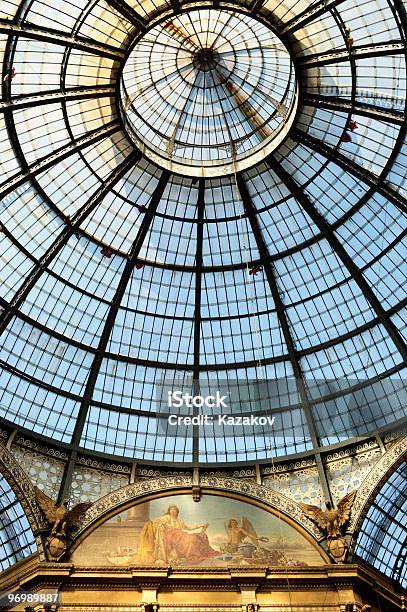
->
(120, 8), (298, 175)
(0, 0), (406, 464)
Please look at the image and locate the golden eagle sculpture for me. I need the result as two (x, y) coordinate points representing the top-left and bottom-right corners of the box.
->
(34, 486), (92, 538)
(299, 490), (357, 539)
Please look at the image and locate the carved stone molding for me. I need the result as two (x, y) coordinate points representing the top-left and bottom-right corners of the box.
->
(349, 434), (407, 534)
(72, 474), (324, 542)
(57, 608), (242, 612)
(262, 458), (316, 474)
(77, 456), (131, 473)
(14, 436), (69, 460)
(325, 440), (379, 463)
(203, 468), (256, 478)
(136, 468), (195, 478)
(384, 429), (407, 445)
(57, 608), (139, 611)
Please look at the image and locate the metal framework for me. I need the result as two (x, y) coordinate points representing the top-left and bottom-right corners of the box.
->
(298, 42), (405, 67)
(0, 86), (115, 111)
(279, 0), (348, 34)
(303, 94), (405, 125)
(0, 20), (125, 60)
(0, 0), (405, 475)
(267, 155), (407, 364)
(294, 129), (407, 215)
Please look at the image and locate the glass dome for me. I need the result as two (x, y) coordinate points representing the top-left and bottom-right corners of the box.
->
(120, 8), (298, 175)
(0, 0), (406, 463)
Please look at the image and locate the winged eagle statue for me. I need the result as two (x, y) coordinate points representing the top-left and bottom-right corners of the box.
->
(299, 490), (357, 540)
(34, 486), (92, 537)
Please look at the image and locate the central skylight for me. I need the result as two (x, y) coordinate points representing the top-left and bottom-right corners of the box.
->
(120, 9), (298, 176)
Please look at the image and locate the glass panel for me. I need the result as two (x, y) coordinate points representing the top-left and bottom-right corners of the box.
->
(0, 474), (36, 571)
(355, 462), (407, 588)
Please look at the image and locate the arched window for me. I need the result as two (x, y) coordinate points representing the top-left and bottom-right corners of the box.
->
(354, 462), (407, 588)
(0, 473), (36, 571)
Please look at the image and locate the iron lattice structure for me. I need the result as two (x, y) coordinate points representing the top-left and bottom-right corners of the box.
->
(0, 0), (406, 484)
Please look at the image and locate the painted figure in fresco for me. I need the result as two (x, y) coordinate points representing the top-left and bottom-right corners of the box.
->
(224, 517), (269, 556)
(137, 504), (219, 564)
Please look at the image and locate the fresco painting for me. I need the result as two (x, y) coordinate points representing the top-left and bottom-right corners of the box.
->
(71, 495), (324, 567)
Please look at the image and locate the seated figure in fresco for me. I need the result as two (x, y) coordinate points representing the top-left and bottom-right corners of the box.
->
(137, 504), (219, 565)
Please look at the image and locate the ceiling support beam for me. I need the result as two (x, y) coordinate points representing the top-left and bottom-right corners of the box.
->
(250, 0), (268, 15)
(292, 129), (407, 215)
(192, 179), (205, 464)
(0, 151), (140, 340)
(57, 450), (78, 506)
(303, 94), (406, 125)
(107, 0), (146, 31)
(298, 41), (405, 67)
(281, 0), (348, 35)
(58, 170), (170, 500)
(0, 20), (125, 60)
(0, 121), (120, 200)
(236, 173), (333, 504)
(169, 0), (181, 13)
(268, 155), (407, 366)
(393, 533), (407, 585)
(0, 86), (115, 112)
(330, 5), (358, 172)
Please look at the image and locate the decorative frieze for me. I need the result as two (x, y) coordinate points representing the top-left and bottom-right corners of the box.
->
(13, 436), (68, 460)
(77, 456), (131, 474)
(326, 448), (382, 504)
(262, 459), (316, 474)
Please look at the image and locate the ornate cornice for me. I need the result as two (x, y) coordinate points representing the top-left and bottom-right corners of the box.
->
(261, 458), (316, 474)
(72, 474), (324, 542)
(1, 554), (404, 612)
(77, 456), (131, 473)
(349, 434), (407, 533)
(14, 435), (69, 461)
(325, 440), (379, 463)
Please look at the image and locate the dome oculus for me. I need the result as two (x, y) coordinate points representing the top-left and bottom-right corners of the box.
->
(120, 8), (298, 177)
